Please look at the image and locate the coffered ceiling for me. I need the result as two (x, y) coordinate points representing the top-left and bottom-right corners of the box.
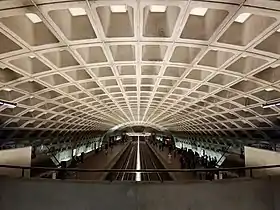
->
(1, 0), (280, 145)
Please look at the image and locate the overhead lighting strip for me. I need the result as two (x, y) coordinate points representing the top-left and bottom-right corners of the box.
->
(234, 13), (251, 23)
(150, 5), (166, 13)
(68, 8), (87, 16)
(110, 5), (127, 13)
(25, 13), (42, 24)
(262, 101), (280, 109)
(190, 8), (208, 16)
(0, 100), (17, 109)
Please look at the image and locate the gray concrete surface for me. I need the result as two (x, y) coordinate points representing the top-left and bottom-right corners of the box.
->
(0, 176), (279, 210)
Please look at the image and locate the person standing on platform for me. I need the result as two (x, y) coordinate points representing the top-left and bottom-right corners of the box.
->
(105, 143), (108, 155)
(110, 142), (113, 152)
(168, 144), (172, 154)
(168, 153), (172, 164)
(179, 154), (185, 169)
(80, 152), (84, 163)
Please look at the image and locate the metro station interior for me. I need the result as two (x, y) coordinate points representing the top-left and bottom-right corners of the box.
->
(1, 0), (280, 209)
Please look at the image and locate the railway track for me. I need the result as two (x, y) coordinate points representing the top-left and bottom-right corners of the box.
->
(105, 141), (172, 182)
(140, 142), (172, 181)
(115, 143), (136, 181)
(105, 142), (137, 181)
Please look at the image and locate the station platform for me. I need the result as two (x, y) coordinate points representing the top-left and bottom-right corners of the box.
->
(74, 143), (129, 180)
(148, 143), (195, 181)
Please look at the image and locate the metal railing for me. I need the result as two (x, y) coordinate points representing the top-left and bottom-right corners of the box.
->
(1, 164), (280, 180)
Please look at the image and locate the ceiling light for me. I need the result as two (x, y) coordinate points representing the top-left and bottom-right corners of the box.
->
(3, 87), (12, 92)
(68, 8), (87, 16)
(190, 8), (208, 16)
(262, 101), (280, 109)
(277, 28), (280, 32)
(110, 5), (127, 13)
(25, 13), (42, 24)
(0, 100), (17, 109)
(5, 104), (16, 109)
(234, 13), (251, 23)
(29, 55), (35, 59)
(265, 87), (274, 92)
(150, 5), (166, 13)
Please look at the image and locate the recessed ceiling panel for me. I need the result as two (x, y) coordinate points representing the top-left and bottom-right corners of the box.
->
(0, 1), (279, 143)
(96, 6), (134, 37)
(0, 31), (21, 54)
(1, 14), (59, 46)
(218, 13), (276, 46)
(181, 8), (228, 40)
(49, 8), (96, 40)
(143, 5), (180, 38)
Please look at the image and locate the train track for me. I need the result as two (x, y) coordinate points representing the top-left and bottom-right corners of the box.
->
(105, 142), (137, 181)
(140, 142), (172, 181)
(115, 143), (136, 181)
(106, 141), (172, 182)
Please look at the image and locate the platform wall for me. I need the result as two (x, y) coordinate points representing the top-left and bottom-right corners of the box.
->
(245, 146), (280, 177)
(0, 147), (31, 178)
(0, 177), (279, 210)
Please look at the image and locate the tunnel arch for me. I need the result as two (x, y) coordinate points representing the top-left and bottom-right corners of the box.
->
(0, 0), (279, 147)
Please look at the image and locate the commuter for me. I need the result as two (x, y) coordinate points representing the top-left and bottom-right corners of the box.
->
(186, 149), (191, 169)
(110, 142), (113, 152)
(180, 146), (183, 154)
(212, 157), (217, 168)
(179, 154), (186, 169)
(168, 145), (172, 154)
(202, 156), (207, 167)
(240, 148), (245, 159)
(69, 157), (78, 168)
(105, 143), (108, 155)
(194, 152), (199, 168)
(57, 161), (67, 180)
(189, 149), (194, 164)
(80, 152), (84, 163)
(207, 172), (213, 180)
(168, 153), (172, 164)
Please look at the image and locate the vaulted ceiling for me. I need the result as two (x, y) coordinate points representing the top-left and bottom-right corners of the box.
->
(1, 0), (280, 146)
